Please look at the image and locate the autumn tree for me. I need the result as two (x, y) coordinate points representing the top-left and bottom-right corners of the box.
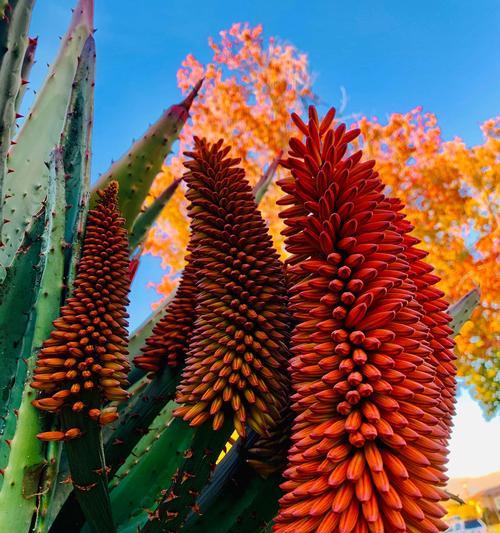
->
(144, 24), (499, 416)
(358, 111), (499, 416)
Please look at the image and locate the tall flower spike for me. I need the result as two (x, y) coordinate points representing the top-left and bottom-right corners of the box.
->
(388, 197), (456, 440)
(32, 182), (131, 440)
(134, 251), (197, 371)
(274, 107), (454, 533)
(173, 137), (290, 438)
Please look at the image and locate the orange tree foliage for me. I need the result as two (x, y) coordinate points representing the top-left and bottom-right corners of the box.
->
(144, 24), (499, 416)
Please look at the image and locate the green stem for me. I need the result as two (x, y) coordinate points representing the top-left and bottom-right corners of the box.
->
(60, 392), (114, 533)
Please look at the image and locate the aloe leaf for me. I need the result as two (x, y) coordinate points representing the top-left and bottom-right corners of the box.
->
(52, 373), (180, 532)
(104, 417), (231, 533)
(0, 147), (65, 530)
(449, 287), (480, 336)
(0, 0), (93, 277)
(185, 468), (281, 533)
(104, 411), (187, 532)
(0, 204), (46, 473)
(0, 0), (35, 233)
(61, 34), (95, 282)
(106, 368), (180, 479)
(111, 401), (176, 490)
(34, 35), (95, 533)
(84, 402), (176, 533)
(184, 434), (257, 526)
(128, 178), (181, 251)
(140, 419), (233, 533)
(12, 35), (37, 126)
(91, 80), (202, 231)
(34, 438), (63, 533)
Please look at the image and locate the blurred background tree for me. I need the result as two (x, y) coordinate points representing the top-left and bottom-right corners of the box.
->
(143, 23), (499, 416)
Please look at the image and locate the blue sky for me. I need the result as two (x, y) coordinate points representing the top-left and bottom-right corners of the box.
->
(26, 1), (499, 478)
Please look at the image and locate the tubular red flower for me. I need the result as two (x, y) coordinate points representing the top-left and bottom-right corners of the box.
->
(172, 137), (290, 437)
(274, 107), (455, 532)
(31, 182), (131, 440)
(388, 197), (456, 440)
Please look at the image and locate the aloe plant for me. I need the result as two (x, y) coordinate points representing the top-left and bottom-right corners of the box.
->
(0, 2), (482, 533)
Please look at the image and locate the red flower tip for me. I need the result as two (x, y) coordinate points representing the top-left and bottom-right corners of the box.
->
(274, 107), (455, 532)
(31, 181), (131, 439)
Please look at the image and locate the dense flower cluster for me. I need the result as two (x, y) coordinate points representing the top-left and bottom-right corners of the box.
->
(274, 107), (455, 532)
(173, 138), (290, 437)
(134, 254), (197, 371)
(31, 182), (131, 440)
(145, 25), (496, 414)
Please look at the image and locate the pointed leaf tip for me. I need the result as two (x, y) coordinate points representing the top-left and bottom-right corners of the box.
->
(69, 0), (94, 35)
(181, 78), (204, 110)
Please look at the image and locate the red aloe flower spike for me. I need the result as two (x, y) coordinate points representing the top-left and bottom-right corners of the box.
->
(31, 182), (131, 440)
(274, 107), (454, 532)
(387, 197), (456, 440)
(134, 251), (198, 371)
(172, 137), (290, 438)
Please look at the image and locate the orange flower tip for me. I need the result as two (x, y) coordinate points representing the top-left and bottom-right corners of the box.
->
(64, 428), (83, 440)
(32, 398), (63, 412)
(37, 431), (66, 442)
(99, 411), (119, 426)
(88, 408), (101, 420)
(97, 180), (119, 200)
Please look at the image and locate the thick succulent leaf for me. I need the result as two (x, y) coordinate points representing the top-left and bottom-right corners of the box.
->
(185, 469), (281, 533)
(61, 33), (95, 216)
(0, 148), (65, 528)
(81, 403), (176, 533)
(140, 420), (233, 533)
(105, 418), (230, 532)
(61, 34), (95, 286)
(0, 205), (46, 465)
(34, 36), (95, 533)
(35, 439), (63, 533)
(449, 287), (480, 336)
(0, 0), (35, 238)
(184, 434), (257, 527)
(0, 0), (93, 278)
(91, 79), (202, 231)
(128, 178), (181, 251)
(12, 34), (37, 131)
